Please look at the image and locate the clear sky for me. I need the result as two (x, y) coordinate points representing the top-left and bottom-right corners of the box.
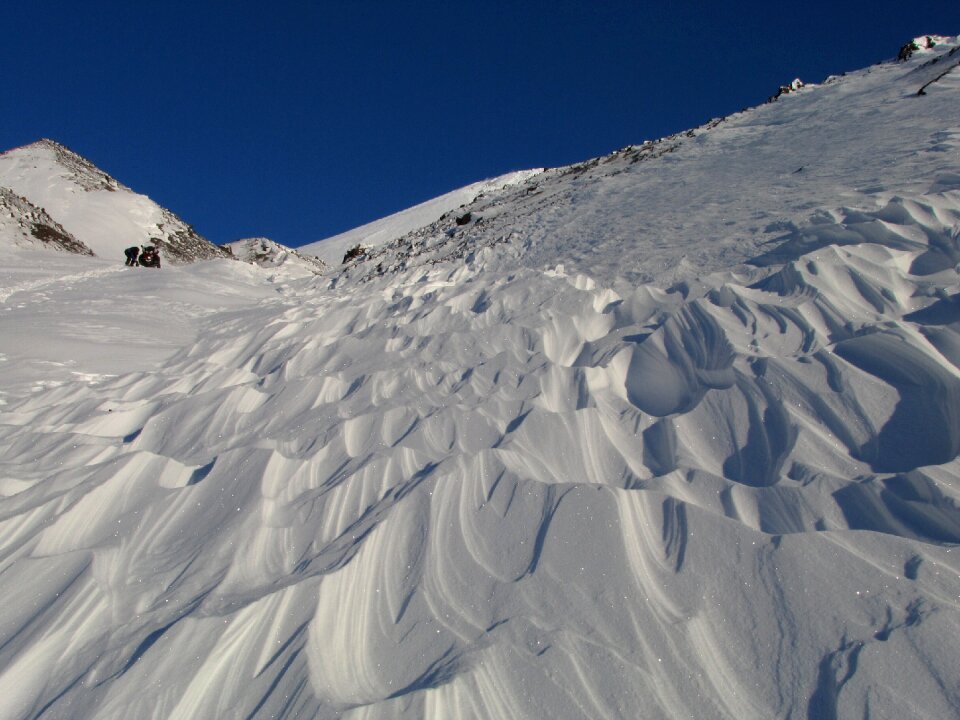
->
(3, 1), (958, 248)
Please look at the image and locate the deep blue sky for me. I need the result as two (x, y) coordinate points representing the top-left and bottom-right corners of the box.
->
(3, 1), (958, 247)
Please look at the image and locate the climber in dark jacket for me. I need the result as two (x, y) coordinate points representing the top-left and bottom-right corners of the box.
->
(124, 246), (140, 266)
(139, 246), (161, 268)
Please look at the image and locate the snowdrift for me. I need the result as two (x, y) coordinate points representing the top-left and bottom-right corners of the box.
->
(0, 37), (959, 720)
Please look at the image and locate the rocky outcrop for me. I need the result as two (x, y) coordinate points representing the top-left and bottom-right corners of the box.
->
(898, 35), (938, 61)
(226, 236), (328, 275)
(767, 78), (805, 103)
(0, 186), (93, 254)
(150, 206), (233, 265)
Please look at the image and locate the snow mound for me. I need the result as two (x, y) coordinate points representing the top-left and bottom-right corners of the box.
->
(226, 237), (328, 277)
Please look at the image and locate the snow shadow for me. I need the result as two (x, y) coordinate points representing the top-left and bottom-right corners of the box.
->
(834, 332), (960, 472)
(904, 292), (960, 326)
(748, 218), (916, 268)
(833, 471), (960, 543)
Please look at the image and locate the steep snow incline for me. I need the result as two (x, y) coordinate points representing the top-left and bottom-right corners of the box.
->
(300, 170), (543, 265)
(0, 140), (230, 265)
(0, 37), (959, 720)
(333, 39), (960, 293)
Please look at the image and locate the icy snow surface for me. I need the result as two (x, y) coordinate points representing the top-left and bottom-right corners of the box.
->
(1, 40), (960, 719)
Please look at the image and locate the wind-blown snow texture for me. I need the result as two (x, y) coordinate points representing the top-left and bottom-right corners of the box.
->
(1, 38), (959, 720)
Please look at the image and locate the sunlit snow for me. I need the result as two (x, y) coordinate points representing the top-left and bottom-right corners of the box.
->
(1, 36), (959, 720)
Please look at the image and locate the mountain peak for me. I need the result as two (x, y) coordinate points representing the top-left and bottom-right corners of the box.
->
(6, 138), (126, 193)
(28, 137), (71, 152)
(0, 140), (230, 263)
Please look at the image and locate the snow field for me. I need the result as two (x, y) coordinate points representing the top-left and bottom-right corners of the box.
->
(3, 187), (960, 716)
(0, 37), (959, 719)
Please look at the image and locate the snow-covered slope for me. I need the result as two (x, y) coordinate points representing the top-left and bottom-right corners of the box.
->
(0, 140), (230, 265)
(1, 37), (959, 720)
(330, 37), (960, 292)
(0, 186), (92, 255)
(226, 237), (328, 277)
(300, 170), (543, 265)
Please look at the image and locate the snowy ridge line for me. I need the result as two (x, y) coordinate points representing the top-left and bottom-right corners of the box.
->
(327, 37), (960, 291)
(299, 170), (544, 265)
(325, 135), (698, 286)
(0, 140), (230, 264)
(321, 82), (774, 284)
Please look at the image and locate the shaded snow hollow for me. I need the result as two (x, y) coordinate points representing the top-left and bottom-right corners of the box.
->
(1, 37), (960, 720)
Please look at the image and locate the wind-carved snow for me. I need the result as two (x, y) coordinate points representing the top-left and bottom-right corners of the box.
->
(1, 37), (959, 720)
(329, 41), (960, 295)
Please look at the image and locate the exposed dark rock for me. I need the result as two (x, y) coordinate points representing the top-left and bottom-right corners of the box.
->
(343, 244), (367, 263)
(767, 78), (805, 103)
(0, 186), (93, 255)
(898, 36), (936, 62)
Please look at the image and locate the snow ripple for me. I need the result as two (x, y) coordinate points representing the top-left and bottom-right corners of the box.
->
(2, 62), (960, 718)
